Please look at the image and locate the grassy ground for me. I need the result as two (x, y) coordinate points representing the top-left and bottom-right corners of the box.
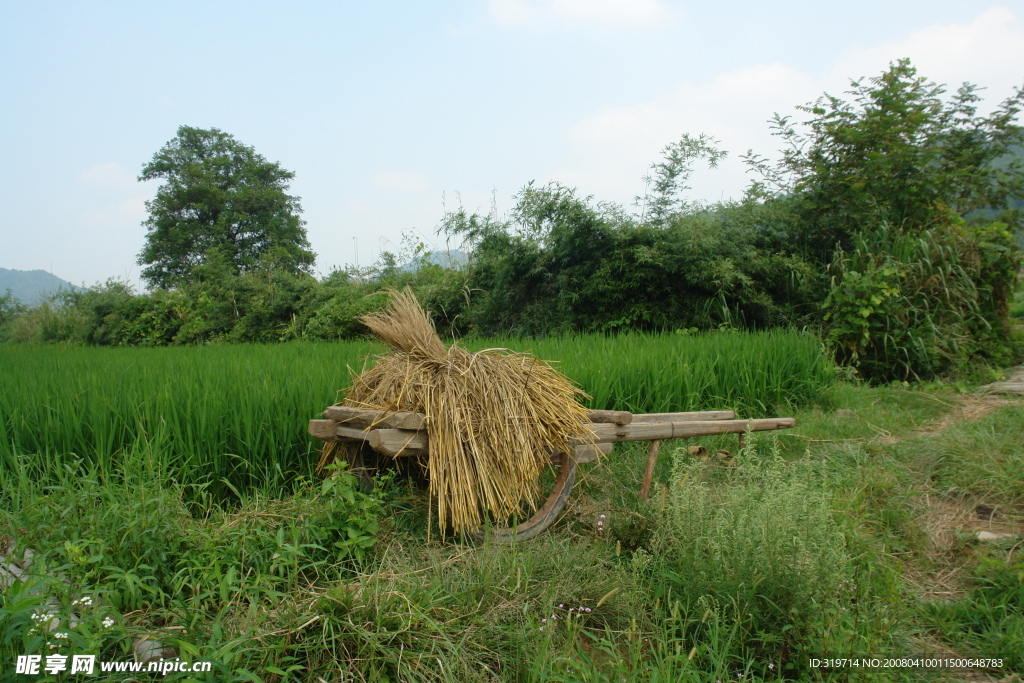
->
(2, 349), (1023, 681)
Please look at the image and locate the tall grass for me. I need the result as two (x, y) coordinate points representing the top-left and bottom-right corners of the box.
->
(0, 342), (378, 498)
(1, 330), (831, 498)
(471, 329), (833, 415)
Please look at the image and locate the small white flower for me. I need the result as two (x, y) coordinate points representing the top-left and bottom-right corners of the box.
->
(102, 617), (115, 628)
(54, 632), (69, 639)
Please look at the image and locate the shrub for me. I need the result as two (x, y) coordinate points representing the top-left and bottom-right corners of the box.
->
(824, 218), (1022, 381)
(648, 437), (852, 672)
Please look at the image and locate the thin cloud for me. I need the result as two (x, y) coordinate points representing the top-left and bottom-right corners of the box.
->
(562, 6), (1024, 206)
(81, 196), (149, 227)
(490, 0), (670, 27)
(830, 6), (1024, 102)
(78, 162), (139, 189)
(371, 169), (432, 195)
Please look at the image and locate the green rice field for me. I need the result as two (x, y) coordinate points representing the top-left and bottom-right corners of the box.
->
(0, 330), (832, 497)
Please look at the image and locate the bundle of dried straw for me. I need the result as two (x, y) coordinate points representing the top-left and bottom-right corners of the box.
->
(320, 288), (592, 534)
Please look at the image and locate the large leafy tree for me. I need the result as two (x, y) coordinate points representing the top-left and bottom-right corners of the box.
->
(742, 60), (1024, 379)
(137, 126), (316, 289)
(746, 59), (1024, 259)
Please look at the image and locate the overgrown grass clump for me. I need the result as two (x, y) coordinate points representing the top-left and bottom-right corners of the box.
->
(0, 455), (385, 681)
(645, 439), (854, 676)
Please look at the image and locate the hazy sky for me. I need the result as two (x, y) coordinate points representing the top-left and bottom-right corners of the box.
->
(2, 1), (1023, 287)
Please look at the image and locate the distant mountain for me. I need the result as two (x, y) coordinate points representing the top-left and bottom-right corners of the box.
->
(0, 268), (80, 306)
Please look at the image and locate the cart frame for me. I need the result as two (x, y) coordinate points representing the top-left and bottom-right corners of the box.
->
(309, 407), (794, 540)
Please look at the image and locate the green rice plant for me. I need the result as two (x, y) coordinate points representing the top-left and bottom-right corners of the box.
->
(0, 331), (831, 499)
(0, 341), (380, 498)
(469, 328), (833, 417)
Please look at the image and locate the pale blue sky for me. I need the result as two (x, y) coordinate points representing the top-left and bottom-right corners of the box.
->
(2, 1), (1023, 287)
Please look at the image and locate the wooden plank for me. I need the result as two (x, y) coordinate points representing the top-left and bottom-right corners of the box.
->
(336, 425), (374, 441)
(631, 410), (735, 423)
(323, 406), (426, 431)
(367, 428), (429, 458)
(308, 419), (375, 442)
(571, 442), (613, 464)
(578, 417), (795, 444)
(584, 410), (633, 425)
(309, 419), (340, 441)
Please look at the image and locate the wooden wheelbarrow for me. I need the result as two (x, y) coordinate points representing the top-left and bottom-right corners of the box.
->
(309, 407), (795, 541)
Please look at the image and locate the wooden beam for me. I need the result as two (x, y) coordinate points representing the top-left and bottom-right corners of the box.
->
(571, 442), (613, 464)
(323, 406), (426, 431)
(577, 418), (795, 444)
(631, 410), (735, 423)
(584, 410), (633, 425)
(309, 419), (340, 441)
(367, 428), (429, 458)
(308, 419), (375, 443)
(639, 439), (661, 500)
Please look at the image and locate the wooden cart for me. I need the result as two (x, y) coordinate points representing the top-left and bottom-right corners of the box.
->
(309, 407), (794, 541)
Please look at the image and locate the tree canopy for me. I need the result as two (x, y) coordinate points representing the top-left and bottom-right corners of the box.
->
(745, 59), (1024, 259)
(137, 126), (316, 289)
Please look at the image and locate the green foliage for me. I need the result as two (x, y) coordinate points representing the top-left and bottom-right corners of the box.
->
(747, 59), (1024, 258)
(922, 543), (1024, 671)
(648, 439), (852, 674)
(0, 566), (132, 682)
(451, 183), (822, 335)
(138, 126), (316, 289)
(638, 133), (727, 223)
(823, 219), (1022, 381)
(0, 290), (26, 334)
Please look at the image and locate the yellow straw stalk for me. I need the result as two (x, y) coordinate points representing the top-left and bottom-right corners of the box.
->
(320, 288), (592, 533)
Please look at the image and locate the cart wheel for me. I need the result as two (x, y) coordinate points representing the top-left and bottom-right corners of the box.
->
(471, 451), (576, 543)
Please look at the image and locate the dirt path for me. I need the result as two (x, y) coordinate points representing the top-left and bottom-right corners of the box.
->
(890, 367), (1024, 683)
(977, 365), (1024, 397)
(877, 393), (1018, 446)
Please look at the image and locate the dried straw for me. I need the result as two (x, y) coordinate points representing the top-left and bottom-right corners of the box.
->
(320, 288), (592, 533)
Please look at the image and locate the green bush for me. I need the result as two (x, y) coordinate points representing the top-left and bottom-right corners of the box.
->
(647, 437), (852, 674)
(824, 219), (1022, 381)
